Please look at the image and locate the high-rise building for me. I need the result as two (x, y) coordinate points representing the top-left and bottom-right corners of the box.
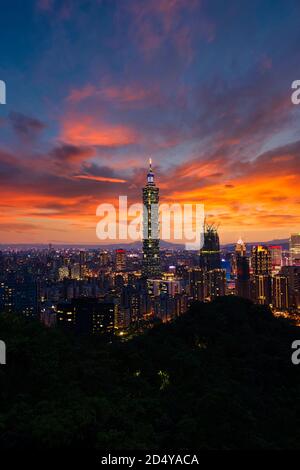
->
(115, 249), (126, 272)
(272, 275), (289, 311)
(206, 269), (226, 300)
(188, 267), (206, 301)
(231, 238), (247, 277)
(199, 224), (221, 271)
(251, 274), (272, 306)
(79, 250), (87, 279)
(99, 251), (110, 268)
(290, 233), (300, 266)
(142, 159), (160, 279)
(251, 245), (271, 275)
(268, 245), (282, 270)
(235, 238), (246, 257)
(280, 266), (300, 310)
(148, 278), (181, 297)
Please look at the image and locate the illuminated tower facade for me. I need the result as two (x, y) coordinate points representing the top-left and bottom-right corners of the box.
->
(199, 224), (221, 271)
(290, 233), (300, 266)
(251, 245), (272, 305)
(235, 238), (246, 257)
(251, 245), (271, 275)
(272, 275), (289, 310)
(142, 159), (160, 279)
(115, 249), (126, 272)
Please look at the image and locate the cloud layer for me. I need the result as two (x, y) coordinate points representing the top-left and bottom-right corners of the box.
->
(0, 0), (299, 244)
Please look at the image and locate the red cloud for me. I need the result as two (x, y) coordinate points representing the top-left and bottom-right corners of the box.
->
(74, 175), (126, 184)
(61, 115), (137, 147)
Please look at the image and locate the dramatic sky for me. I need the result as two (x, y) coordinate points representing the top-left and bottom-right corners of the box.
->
(0, 0), (300, 245)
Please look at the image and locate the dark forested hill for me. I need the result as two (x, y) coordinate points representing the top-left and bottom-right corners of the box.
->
(0, 296), (299, 449)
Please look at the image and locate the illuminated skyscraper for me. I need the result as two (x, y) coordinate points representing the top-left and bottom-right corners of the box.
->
(206, 269), (226, 300)
(268, 245), (282, 269)
(79, 250), (87, 279)
(99, 251), (110, 268)
(280, 266), (300, 309)
(235, 238), (246, 257)
(250, 246), (271, 305)
(272, 275), (289, 311)
(231, 237), (247, 277)
(115, 248), (126, 272)
(142, 159), (160, 279)
(251, 245), (271, 275)
(199, 224), (221, 271)
(251, 274), (272, 306)
(188, 267), (206, 301)
(290, 233), (300, 266)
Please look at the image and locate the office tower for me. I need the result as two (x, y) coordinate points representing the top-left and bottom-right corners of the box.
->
(79, 250), (87, 279)
(272, 275), (289, 311)
(251, 245), (271, 275)
(268, 245), (282, 270)
(56, 298), (114, 337)
(290, 233), (300, 266)
(282, 250), (290, 267)
(142, 159), (160, 279)
(231, 238), (247, 277)
(206, 269), (226, 300)
(199, 224), (221, 271)
(236, 255), (251, 299)
(188, 267), (206, 301)
(115, 248), (126, 272)
(251, 274), (272, 306)
(99, 250), (110, 268)
(235, 238), (246, 257)
(148, 278), (181, 297)
(280, 266), (300, 310)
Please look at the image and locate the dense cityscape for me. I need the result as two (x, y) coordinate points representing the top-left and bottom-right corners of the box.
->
(1, 162), (299, 339)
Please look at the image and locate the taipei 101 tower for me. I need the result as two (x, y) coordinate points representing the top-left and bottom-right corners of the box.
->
(142, 159), (161, 279)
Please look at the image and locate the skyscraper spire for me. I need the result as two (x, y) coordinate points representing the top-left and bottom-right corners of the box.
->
(147, 157), (155, 185)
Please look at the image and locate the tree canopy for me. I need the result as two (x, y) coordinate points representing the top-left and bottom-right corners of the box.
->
(0, 296), (299, 449)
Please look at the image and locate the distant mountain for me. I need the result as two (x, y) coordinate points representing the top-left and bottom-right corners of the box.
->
(0, 238), (290, 251)
(0, 240), (186, 251)
(222, 239), (289, 251)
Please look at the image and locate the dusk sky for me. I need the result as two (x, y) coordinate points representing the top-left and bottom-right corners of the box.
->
(0, 0), (300, 245)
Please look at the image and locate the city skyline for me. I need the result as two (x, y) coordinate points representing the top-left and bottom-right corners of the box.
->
(0, 1), (300, 244)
